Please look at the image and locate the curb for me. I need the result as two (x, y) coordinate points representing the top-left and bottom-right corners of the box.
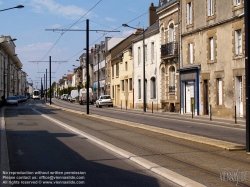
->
(33, 108), (206, 187)
(0, 107), (11, 187)
(46, 103), (245, 151)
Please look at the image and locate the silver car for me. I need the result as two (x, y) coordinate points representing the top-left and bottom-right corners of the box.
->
(6, 96), (18, 106)
(96, 95), (113, 108)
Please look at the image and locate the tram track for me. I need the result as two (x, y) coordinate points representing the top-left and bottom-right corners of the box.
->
(35, 104), (250, 187)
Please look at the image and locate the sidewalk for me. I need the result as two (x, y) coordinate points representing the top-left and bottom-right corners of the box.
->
(53, 98), (245, 127)
(112, 105), (246, 127)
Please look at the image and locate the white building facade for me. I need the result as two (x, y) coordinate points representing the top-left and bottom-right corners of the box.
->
(133, 22), (161, 110)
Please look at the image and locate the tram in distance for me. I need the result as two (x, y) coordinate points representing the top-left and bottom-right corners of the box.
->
(33, 90), (40, 100)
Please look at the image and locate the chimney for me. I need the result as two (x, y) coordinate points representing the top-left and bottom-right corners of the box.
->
(148, 3), (158, 26)
(135, 28), (144, 35)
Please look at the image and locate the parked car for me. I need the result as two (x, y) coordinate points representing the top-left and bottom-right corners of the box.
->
(79, 88), (94, 105)
(63, 94), (68, 100)
(15, 95), (22, 103)
(69, 89), (78, 102)
(95, 95), (113, 108)
(6, 96), (18, 106)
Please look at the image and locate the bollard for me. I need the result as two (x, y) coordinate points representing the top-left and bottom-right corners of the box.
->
(235, 105), (237, 124)
(126, 100), (127, 110)
(210, 105), (212, 121)
(192, 104), (194, 118)
(152, 102), (153, 113)
(121, 100), (122, 109)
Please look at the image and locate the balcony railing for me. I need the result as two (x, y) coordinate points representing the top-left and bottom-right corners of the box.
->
(169, 86), (175, 93)
(161, 42), (178, 58)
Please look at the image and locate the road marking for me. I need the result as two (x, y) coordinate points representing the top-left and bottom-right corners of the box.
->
(32, 108), (206, 187)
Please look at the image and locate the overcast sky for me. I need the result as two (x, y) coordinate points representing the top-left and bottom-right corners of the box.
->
(0, 0), (158, 89)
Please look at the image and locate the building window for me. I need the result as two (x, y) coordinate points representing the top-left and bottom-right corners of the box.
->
(116, 63), (119, 77)
(169, 24), (174, 42)
(150, 77), (156, 99)
(138, 79), (141, 99)
(129, 78), (132, 91)
(151, 42), (155, 62)
(235, 29), (242, 56)
(234, 0), (241, 6)
(188, 43), (194, 64)
(125, 61), (128, 71)
(217, 78), (223, 105)
(209, 37), (214, 61)
(144, 45), (147, 63)
(187, 2), (192, 25)
(169, 66), (175, 92)
(112, 65), (114, 78)
(121, 80), (124, 91)
(138, 47), (141, 65)
(207, 0), (214, 16)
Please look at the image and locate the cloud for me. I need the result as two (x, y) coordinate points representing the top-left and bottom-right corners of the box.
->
(16, 42), (70, 80)
(105, 17), (116, 22)
(28, 0), (90, 20)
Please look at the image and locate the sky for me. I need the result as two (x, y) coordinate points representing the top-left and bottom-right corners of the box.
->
(0, 0), (158, 89)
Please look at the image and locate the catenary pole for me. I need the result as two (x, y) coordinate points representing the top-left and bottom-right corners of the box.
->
(50, 56), (52, 105)
(245, 0), (250, 153)
(46, 69), (47, 102)
(86, 19), (90, 115)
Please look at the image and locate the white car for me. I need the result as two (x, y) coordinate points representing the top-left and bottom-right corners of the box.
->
(96, 95), (113, 108)
(6, 96), (18, 106)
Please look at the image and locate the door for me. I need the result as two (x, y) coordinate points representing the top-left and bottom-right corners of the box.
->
(203, 80), (209, 115)
(185, 82), (194, 113)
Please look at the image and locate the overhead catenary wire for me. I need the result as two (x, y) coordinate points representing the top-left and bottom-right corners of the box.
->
(35, 0), (103, 75)
(64, 11), (148, 62)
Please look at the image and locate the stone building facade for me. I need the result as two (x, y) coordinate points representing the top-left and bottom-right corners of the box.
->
(180, 0), (245, 118)
(157, 0), (180, 112)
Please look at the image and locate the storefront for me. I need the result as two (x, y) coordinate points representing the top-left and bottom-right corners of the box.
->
(180, 65), (200, 115)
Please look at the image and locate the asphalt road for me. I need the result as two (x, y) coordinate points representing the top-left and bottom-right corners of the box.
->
(51, 98), (245, 145)
(3, 102), (178, 187)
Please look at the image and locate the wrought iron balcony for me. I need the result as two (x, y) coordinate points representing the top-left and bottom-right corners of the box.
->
(169, 86), (175, 93)
(161, 42), (178, 58)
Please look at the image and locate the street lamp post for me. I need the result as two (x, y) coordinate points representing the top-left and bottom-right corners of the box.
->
(122, 24), (146, 112)
(0, 5), (24, 12)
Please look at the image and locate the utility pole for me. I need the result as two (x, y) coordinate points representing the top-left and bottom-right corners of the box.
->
(50, 56), (52, 105)
(86, 19), (90, 114)
(46, 69), (47, 102)
(29, 59), (67, 105)
(245, 0), (250, 153)
(45, 21), (119, 114)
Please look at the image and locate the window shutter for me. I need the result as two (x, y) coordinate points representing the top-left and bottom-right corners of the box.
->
(207, 0), (211, 16)
(211, 0), (214, 15)
(187, 3), (189, 24)
(235, 31), (239, 55)
(190, 3), (192, 24)
(190, 43), (194, 64)
(210, 37), (214, 60)
(239, 30), (242, 54)
(218, 79), (222, 105)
